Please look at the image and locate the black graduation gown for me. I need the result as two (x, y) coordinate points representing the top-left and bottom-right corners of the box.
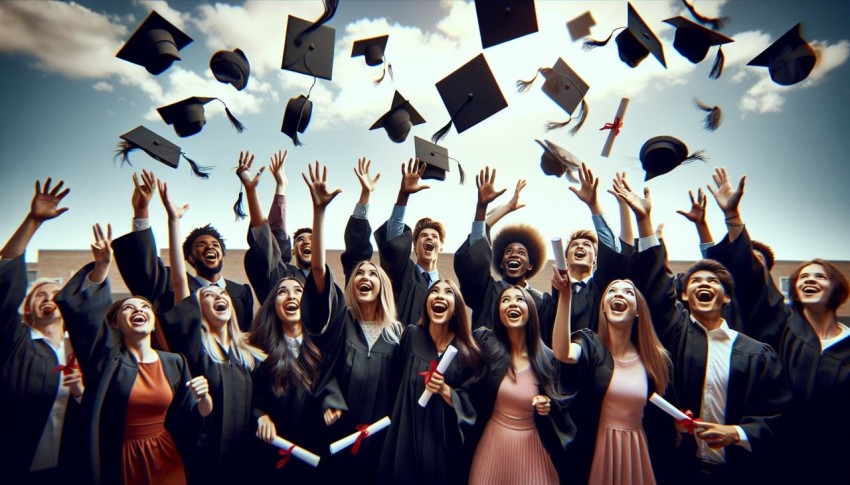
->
(466, 328), (576, 482)
(0, 255), (83, 482)
(55, 263), (200, 485)
(374, 220), (430, 327)
(244, 220), (306, 304)
(559, 329), (676, 485)
(453, 234), (555, 333)
(706, 227), (850, 482)
(112, 227), (254, 333)
(161, 295), (257, 483)
(376, 325), (477, 485)
(633, 243), (791, 482)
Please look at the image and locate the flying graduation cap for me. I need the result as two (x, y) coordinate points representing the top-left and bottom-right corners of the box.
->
(370, 91), (425, 143)
(640, 136), (705, 181)
(210, 48), (251, 91)
(157, 97), (245, 138)
(414, 136), (464, 184)
(664, 17), (733, 79)
(281, 0), (339, 81)
(535, 139), (582, 183)
(281, 95), (313, 146)
(116, 125), (211, 178)
(475, 0), (539, 49)
(584, 3), (666, 69)
(432, 53), (508, 143)
(566, 11), (595, 42)
(351, 35), (393, 85)
(516, 58), (589, 135)
(747, 23), (817, 86)
(116, 10), (193, 75)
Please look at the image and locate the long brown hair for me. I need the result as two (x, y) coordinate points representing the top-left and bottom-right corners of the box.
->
(597, 280), (671, 392)
(788, 258), (850, 312)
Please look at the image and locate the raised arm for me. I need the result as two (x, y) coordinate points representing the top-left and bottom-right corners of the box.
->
(0, 178), (70, 259)
(341, 157), (379, 280)
(395, 157), (430, 208)
(571, 163), (618, 252)
(551, 266), (581, 363)
(474, 166), (506, 224)
(236, 150), (266, 229)
(610, 172), (634, 248)
(706, 167), (746, 242)
(485, 179), (525, 229)
(676, 188), (714, 245)
(157, 180), (191, 303)
(304, 161), (342, 295)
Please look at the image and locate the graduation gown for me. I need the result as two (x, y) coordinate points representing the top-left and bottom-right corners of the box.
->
(453, 234), (555, 333)
(376, 325), (477, 485)
(161, 296), (257, 483)
(706, 227), (850, 482)
(374, 220), (430, 327)
(55, 263), (200, 485)
(0, 256), (82, 482)
(633, 243), (791, 482)
(244, 220), (306, 304)
(112, 227), (254, 333)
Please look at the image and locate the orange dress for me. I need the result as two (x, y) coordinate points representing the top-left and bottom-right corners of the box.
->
(122, 359), (187, 485)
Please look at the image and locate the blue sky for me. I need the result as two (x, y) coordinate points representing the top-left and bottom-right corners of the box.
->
(1, 0), (848, 264)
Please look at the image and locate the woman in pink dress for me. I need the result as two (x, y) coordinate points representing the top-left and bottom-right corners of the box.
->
(552, 272), (675, 485)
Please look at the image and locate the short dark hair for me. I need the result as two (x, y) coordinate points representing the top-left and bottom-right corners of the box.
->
(293, 227), (312, 241)
(752, 240), (775, 271)
(491, 224), (546, 279)
(788, 259), (849, 312)
(182, 224), (226, 261)
(682, 259), (735, 298)
(414, 218), (445, 243)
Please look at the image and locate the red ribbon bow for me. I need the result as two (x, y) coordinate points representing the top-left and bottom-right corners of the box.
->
(54, 353), (79, 376)
(599, 117), (623, 136)
(676, 409), (702, 435)
(276, 444), (297, 469)
(418, 360), (441, 385)
(351, 424), (371, 456)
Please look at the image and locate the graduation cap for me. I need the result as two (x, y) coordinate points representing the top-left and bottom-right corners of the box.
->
(475, 0), (539, 49)
(694, 99), (722, 131)
(414, 136), (464, 184)
(369, 91), (425, 143)
(432, 53), (508, 143)
(281, 1), (339, 82)
(640, 136), (705, 181)
(747, 23), (816, 86)
(665, 17), (733, 79)
(281, 95), (313, 146)
(157, 97), (245, 138)
(210, 48), (250, 91)
(584, 3), (666, 69)
(116, 10), (193, 75)
(116, 125), (211, 178)
(517, 58), (589, 134)
(567, 11), (596, 42)
(351, 35), (393, 84)
(535, 139), (581, 183)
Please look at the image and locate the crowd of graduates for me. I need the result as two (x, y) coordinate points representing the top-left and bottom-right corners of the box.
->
(1, 151), (847, 485)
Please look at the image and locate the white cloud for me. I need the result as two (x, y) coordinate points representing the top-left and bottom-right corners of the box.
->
(93, 81), (114, 92)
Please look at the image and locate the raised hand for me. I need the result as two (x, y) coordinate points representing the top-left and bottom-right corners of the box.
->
(569, 163), (600, 212)
(506, 179), (528, 212)
(269, 150), (288, 192)
(399, 158), (431, 196)
(551, 264), (572, 293)
(676, 188), (707, 223)
(29, 178), (70, 222)
(157, 180), (189, 221)
(131, 170), (156, 218)
(612, 175), (652, 220)
(302, 161), (342, 209)
(236, 150), (264, 191)
(476, 166), (506, 206)
(706, 167), (746, 217)
(88, 223), (113, 284)
(355, 157), (381, 205)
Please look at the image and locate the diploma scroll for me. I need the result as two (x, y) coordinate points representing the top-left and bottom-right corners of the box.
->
(270, 435), (321, 467)
(418, 345), (459, 407)
(649, 393), (690, 422)
(552, 238), (568, 275)
(329, 416), (391, 454)
(600, 98), (630, 158)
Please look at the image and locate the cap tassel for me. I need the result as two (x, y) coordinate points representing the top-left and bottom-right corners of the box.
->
(387, 61), (394, 82)
(709, 46), (725, 80)
(455, 158), (465, 185)
(115, 141), (137, 166)
(374, 66), (387, 86)
(582, 27), (623, 52)
(431, 93), (473, 144)
(224, 106), (246, 133)
(295, 0), (340, 47)
(516, 67), (552, 93)
(181, 152), (212, 179)
(683, 150), (707, 163)
(569, 99), (589, 136)
(694, 99), (722, 131)
(233, 189), (247, 220)
(681, 0), (729, 30)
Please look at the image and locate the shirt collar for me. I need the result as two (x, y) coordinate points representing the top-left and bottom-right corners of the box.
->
(196, 275), (226, 289)
(284, 333), (303, 346)
(690, 315), (736, 340)
(30, 328), (68, 351)
(415, 264), (439, 283)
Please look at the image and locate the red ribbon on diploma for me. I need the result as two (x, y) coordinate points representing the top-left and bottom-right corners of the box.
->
(676, 409), (702, 435)
(351, 424), (371, 456)
(418, 360), (441, 385)
(54, 353), (79, 375)
(276, 444), (296, 469)
(599, 117), (623, 136)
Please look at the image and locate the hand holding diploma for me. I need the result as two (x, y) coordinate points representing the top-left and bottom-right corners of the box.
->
(418, 345), (458, 407)
(329, 417), (391, 455)
(552, 238), (567, 275)
(270, 435), (321, 468)
(649, 392), (701, 434)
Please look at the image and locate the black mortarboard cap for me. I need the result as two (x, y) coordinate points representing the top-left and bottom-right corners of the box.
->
(281, 15), (336, 81)
(116, 10), (193, 75)
(747, 23), (816, 86)
(281, 95), (313, 146)
(665, 17), (733, 63)
(351, 35), (389, 66)
(618, 3), (666, 68)
(475, 0), (538, 49)
(210, 48), (250, 91)
(370, 91), (425, 143)
(116, 125), (211, 178)
(567, 11), (595, 42)
(413, 136), (465, 184)
(640, 136), (705, 181)
(535, 139), (581, 183)
(157, 97), (245, 138)
(433, 53), (508, 142)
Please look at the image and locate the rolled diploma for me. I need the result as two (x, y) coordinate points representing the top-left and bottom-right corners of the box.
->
(600, 97), (630, 158)
(649, 392), (690, 422)
(418, 345), (459, 407)
(552, 237), (567, 274)
(329, 416), (392, 454)
(270, 435), (321, 467)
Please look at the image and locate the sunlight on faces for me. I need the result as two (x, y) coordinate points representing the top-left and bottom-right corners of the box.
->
(352, 262), (381, 304)
(602, 280), (639, 326)
(794, 263), (833, 309)
(414, 228), (442, 265)
(293, 232), (312, 269)
(189, 235), (223, 274)
(498, 287), (529, 329)
(112, 298), (155, 338)
(199, 286), (232, 329)
(274, 279), (303, 325)
(682, 270), (730, 315)
(427, 281), (456, 326)
(26, 282), (61, 325)
(567, 238), (596, 270)
(500, 243), (532, 280)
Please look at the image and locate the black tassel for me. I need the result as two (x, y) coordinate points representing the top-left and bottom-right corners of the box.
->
(684, 150), (707, 163)
(181, 152), (212, 179)
(681, 0), (729, 30)
(709, 46), (725, 79)
(387, 62), (394, 82)
(374, 66), (386, 86)
(695, 99), (722, 131)
(569, 99), (589, 136)
(456, 159), (465, 185)
(115, 141), (137, 166)
(431, 93), (474, 143)
(582, 28), (622, 51)
(224, 107), (246, 133)
(295, 0), (340, 46)
(233, 190), (247, 220)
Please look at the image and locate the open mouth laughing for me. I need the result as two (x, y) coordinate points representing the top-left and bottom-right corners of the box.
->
(130, 312), (149, 326)
(203, 249), (219, 263)
(506, 259), (522, 271)
(213, 300), (228, 312)
(610, 299), (628, 312)
(505, 307), (522, 319)
(357, 281), (374, 295)
(800, 284), (820, 295)
(695, 288), (714, 302)
(431, 300), (448, 315)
